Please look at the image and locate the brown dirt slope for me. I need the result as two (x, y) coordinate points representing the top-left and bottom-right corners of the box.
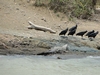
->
(0, 0), (100, 39)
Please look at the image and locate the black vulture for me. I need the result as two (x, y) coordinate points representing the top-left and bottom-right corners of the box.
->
(59, 28), (68, 36)
(88, 31), (99, 38)
(76, 30), (87, 37)
(68, 29), (76, 36)
(69, 24), (77, 31)
(85, 30), (94, 36)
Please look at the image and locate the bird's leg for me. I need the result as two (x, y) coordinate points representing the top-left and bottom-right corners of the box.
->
(81, 36), (85, 40)
(81, 35), (83, 39)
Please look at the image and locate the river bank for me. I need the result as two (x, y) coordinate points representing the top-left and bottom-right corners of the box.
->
(0, 33), (100, 56)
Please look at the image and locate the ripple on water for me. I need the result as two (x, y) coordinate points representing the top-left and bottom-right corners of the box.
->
(0, 55), (100, 75)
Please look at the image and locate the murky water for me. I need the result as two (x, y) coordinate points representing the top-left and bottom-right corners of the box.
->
(0, 55), (100, 75)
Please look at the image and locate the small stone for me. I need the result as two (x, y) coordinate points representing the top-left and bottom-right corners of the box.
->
(57, 57), (61, 59)
(27, 0), (30, 3)
(41, 17), (47, 22)
(84, 51), (87, 53)
(29, 37), (33, 39)
(97, 46), (100, 50)
(23, 5), (26, 7)
(16, 8), (19, 10)
(64, 21), (67, 24)
(89, 38), (94, 41)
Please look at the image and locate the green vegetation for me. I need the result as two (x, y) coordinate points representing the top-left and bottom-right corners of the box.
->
(34, 0), (97, 19)
(72, 0), (93, 19)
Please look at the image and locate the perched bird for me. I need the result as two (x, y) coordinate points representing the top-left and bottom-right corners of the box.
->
(76, 30), (87, 37)
(69, 24), (77, 31)
(68, 29), (76, 36)
(85, 30), (94, 36)
(59, 28), (68, 36)
(88, 31), (99, 38)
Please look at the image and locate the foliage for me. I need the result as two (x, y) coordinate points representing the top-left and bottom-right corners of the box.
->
(34, 0), (45, 6)
(34, 0), (96, 19)
(72, 0), (93, 19)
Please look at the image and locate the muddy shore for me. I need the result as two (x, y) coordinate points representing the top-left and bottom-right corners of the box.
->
(0, 33), (100, 56)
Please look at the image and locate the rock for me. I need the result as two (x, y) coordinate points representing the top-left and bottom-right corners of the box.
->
(41, 17), (47, 22)
(16, 8), (19, 10)
(68, 45), (99, 53)
(37, 42), (51, 49)
(37, 52), (51, 56)
(37, 44), (69, 55)
(0, 33), (100, 55)
(50, 44), (68, 52)
(57, 57), (62, 59)
(20, 42), (29, 46)
(27, 0), (30, 3)
(97, 46), (100, 50)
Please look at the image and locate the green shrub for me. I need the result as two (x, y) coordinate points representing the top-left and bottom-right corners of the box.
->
(71, 0), (93, 19)
(34, 0), (96, 19)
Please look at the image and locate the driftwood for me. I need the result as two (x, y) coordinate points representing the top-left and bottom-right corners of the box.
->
(0, 42), (8, 49)
(37, 44), (69, 55)
(28, 21), (56, 33)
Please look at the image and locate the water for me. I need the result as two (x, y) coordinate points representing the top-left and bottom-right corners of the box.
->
(0, 55), (100, 75)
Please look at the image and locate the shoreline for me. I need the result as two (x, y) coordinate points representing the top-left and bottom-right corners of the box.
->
(0, 53), (100, 60)
(0, 33), (100, 56)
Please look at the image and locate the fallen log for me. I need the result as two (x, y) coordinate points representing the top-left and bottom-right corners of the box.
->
(28, 21), (56, 33)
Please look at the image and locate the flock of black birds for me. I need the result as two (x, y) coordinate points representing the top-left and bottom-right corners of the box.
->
(59, 24), (99, 38)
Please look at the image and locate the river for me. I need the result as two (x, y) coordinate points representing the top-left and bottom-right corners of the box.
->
(0, 55), (100, 75)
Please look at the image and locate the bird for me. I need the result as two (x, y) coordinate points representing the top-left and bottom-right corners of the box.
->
(68, 29), (76, 36)
(69, 24), (77, 31)
(85, 30), (94, 36)
(87, 31), (99, 38)
(59, 28), (68, 36)
(76, 30), (87, 37)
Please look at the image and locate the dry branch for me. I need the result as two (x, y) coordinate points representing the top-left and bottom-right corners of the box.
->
(0, 42), (8, 49)
(28, 21), (56, 33)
